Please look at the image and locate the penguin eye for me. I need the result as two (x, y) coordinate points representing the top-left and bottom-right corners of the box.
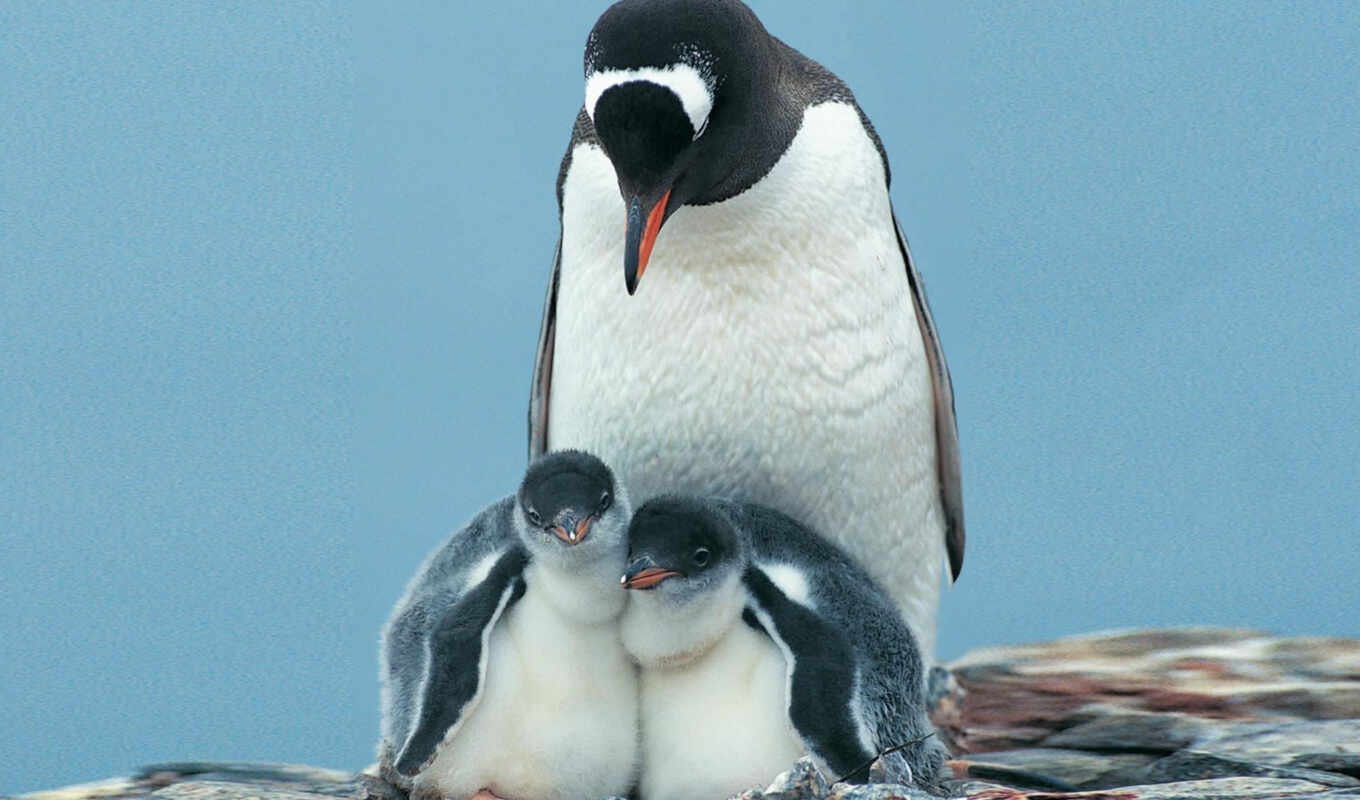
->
(692, 547), (710, 568)
(598, 491), (612, 513)
(526, 507), (542, 526)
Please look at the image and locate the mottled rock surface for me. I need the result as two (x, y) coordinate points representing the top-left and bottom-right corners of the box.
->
(19, 628), (1359, 800)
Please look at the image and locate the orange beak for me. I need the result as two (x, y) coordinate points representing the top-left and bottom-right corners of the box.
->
(624, 188), (672, 295)
(621, 566), (680, 590)
(549, 513), (593, 545)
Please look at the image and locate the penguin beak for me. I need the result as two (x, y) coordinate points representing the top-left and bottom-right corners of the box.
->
(624, 188), (672, 295)
(549, 509), (592, 545)
(621, 555), (680, 590)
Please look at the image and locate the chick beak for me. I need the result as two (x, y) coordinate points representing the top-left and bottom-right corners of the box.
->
(549, 509), (592, 545)
(621, 555), (680, 590)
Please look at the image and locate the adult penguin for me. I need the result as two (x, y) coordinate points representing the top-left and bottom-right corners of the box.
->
(531, 0), (964, 660)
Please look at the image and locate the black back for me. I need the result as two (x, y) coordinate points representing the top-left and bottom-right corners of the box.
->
(388, 545), (528, 777)
(723, 500), (946, 789)
(742, 565), (872, 778)
(378, 497), (528, 784)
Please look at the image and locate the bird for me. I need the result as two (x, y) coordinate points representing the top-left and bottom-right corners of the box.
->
(377, 450), (638, 800)
(528, 0), (964, 663)
(619, 495), (947, 799)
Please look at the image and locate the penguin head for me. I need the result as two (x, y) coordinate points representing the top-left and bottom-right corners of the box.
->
(621, 496), (745, 600)
(516, 450), (630, 566)
(583, 0), (771, 294)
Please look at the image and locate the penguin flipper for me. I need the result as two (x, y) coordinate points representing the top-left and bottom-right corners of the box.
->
(742, 565), (876, 781)
(528, 239), (560, 460)
(892, 209), (965, 581)
(391, 547), (529, 777)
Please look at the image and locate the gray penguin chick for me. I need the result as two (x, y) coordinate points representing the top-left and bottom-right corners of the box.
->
(620, 496), (946, 799)
(378, 450), (638, 800)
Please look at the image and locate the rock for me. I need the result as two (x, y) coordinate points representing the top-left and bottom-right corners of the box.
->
(18, 629), (1360, 800)
(949, 748), (1156, 790)
(17, 777), (149, 800)
(1040, 709), (1209, 753)
(956, 777), (1337, 799)
(1076, 776), (1334, 799)
(19, 764), (399, 800)
(133, 765), (356, 785)
(761, 758), (830, 799)
(1192, 720), (1360, 770)
(151, 782), (354, 800)
(827, 783), (938, 799)
(1289, 754), (1360, 779)
(1144, 751), (1359, 787)
(945, 628), (1360, 754)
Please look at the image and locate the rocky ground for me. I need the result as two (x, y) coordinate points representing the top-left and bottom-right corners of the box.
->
(16, 628), (1359, 800)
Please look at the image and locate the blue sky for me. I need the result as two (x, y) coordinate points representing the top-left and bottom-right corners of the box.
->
(3, 1), (1357, 793)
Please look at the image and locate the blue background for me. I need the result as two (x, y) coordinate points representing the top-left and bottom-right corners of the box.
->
(3, 1), (1357, 793)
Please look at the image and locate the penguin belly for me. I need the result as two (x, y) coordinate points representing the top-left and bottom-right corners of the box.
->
(411, 589), (639, 800)
(636, 623), (805, 800)
(551, 103), (946, 660)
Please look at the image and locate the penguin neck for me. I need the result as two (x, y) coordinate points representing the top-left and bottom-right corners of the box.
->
(621, 569), (745, 668)
(525, 555), (626, 624)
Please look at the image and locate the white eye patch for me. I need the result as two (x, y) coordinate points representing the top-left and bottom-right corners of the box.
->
(585, 63), (714, 139)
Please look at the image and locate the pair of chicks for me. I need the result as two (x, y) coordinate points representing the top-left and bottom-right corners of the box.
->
(377, 451), (945, 800)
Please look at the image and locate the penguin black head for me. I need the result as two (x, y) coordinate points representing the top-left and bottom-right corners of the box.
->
(621, 496), (743, 594)
(584, 0), (795, 294)
(516, 450), (628, 558)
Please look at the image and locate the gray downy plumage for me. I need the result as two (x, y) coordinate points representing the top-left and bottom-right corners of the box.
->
(621, 495), (948, 795)
(377, 450), (638, 799)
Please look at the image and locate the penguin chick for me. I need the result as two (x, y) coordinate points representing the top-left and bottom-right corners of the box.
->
(620, 496), (946, 799)
(378, 450), (639, 800)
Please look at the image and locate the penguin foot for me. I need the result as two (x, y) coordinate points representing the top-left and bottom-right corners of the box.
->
(469, 791), (504, 800)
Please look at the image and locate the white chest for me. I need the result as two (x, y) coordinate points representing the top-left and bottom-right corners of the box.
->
(637, 623), (805, 800)
(549, 102), (946, 658)
(413, 575), (638, 800)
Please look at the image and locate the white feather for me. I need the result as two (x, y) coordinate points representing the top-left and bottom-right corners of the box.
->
(552, 101), (946, 660)
(758, 562), (814, 610)
(461, 550), (501, 595)
(585, 63), (713, 137)
(413, 564), (638, 800)
(850, 666), (878, 756)
(620, 569), (745, 668)
(631, 603), (805, 800)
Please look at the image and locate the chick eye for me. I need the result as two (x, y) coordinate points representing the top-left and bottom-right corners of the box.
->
(598, 491), (612, 513)
(692, 547), (710, 568)
(526, 507), (542, 526)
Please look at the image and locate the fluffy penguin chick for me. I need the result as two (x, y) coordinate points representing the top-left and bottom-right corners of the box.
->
(378, 451), (638, 800)
(620, 496), (946, 799)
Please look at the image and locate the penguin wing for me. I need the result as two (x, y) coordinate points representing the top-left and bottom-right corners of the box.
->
(528, 238), (560, 460)
(387, 545), (530, 777)
(742, 565), (876, 781)
(532, 109), (601, 459)
(893, 210), (966, 581)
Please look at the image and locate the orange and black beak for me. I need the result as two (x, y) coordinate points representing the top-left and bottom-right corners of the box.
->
(548, 509), (593, 545)
(620, 555), (680, 590)
(624, 188), (673, 295)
